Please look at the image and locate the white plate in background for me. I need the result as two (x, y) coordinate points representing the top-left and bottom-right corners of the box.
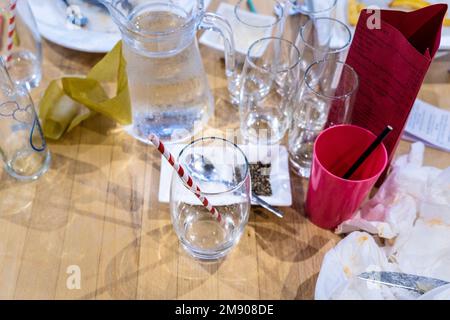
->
(29, 0), (120, 53)
(29, 0), (213, 53)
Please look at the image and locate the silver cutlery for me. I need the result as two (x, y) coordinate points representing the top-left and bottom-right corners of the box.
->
(62, 0), (89, 27)
(358, 271), (449, 294)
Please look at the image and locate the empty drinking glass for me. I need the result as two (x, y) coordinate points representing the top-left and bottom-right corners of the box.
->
(170, 137), (251, 260)
(228, 0), (285, 105)
(0, 0), (42, 89)
(295, 18), (351, 75)
(294, 0), (337, 19)
(0, 58), (50, 180)
(288, 59), (358, 177)
(239, 37), (300, 145)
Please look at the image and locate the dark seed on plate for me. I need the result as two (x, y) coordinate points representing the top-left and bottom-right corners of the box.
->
(235, 162), (272, 196)
(249, 162), (272, 196)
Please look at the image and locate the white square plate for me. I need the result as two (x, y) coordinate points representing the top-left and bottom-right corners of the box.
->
(158, 144), (293, 207)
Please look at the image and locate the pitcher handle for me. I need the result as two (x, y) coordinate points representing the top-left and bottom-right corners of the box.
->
(199, 13), (237, 103)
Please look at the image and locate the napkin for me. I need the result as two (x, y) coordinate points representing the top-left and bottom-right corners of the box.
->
(345, 5), (447, 183)
(316, 142), (450, 299)
(39, 41), (131, 139)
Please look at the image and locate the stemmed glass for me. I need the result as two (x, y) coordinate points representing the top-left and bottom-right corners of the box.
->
(229, 0), (285, 105)
(239, 37), (300, 145)
(295, 17), (352, 76)
(288, 59), (359, 177)
(293, 0), (337, 19)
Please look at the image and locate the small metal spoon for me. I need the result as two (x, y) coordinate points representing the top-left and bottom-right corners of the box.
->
(186, 153), (284, 218)
(62, 0), (89, 28)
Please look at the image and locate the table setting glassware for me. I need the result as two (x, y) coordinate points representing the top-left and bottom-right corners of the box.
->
(0, 58), (50, 181)
(156, 136), (251, 260)
(295, 17), (352, 76)
(0, 0), (42, 89)
(199, 0), (285, 105)
(100, 0), (237, 144)
(288, 58), (359, 177)
(292, 0), (337, 19)
(239, 37), (300, 145)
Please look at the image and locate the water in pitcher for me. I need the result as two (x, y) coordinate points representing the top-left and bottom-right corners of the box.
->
(122, 5), (214, 143)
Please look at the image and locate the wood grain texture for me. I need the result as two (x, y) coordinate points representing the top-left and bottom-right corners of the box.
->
(0, 0), (449, 300)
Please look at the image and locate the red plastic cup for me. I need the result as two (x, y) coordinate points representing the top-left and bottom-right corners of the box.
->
(305, 124), (388, 230)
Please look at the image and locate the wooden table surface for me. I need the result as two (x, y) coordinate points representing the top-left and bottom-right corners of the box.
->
(0, 0), (449, 300)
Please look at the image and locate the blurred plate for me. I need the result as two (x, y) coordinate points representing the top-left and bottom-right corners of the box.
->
(336, 0), (450, 50)
(29, 0), (120, 53)
(29, 0), (214, 53)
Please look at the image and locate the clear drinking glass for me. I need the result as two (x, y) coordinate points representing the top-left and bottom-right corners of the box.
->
(279, 1), (337, 45)
(228, 0), (285, 105)
(0, 58), (50, 180)
(294, 0), (337, 19)
(288, 59), (358, 178)
(0, 0), (42, 89)
(295, 17), (352, 76)
(170, 137), (251, 260)
(239, 37), (300, 145)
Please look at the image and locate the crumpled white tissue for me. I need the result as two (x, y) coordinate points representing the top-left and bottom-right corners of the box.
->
(336, 142), (449, 239)
(316, 142), (450, 300)
(315, 232), (419, 300)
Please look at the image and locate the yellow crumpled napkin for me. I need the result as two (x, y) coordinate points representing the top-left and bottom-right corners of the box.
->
(39, 41), (131, 140)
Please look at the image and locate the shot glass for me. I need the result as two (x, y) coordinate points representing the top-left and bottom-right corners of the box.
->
(0, 0), (42, 89)
(0, 58), (50, 180)
(228, 0), (285, 105)
(170, 137), (251, 260)
(288, 59), (358, 177)
(295, 17), (352, 75)
(239, 37), (300, 145)
(305, 125), (388, 230)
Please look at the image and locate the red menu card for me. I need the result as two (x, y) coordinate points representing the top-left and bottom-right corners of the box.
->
(345, 4), (447, 183)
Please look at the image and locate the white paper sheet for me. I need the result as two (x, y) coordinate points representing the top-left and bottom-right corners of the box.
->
(404, 99), (450, 152)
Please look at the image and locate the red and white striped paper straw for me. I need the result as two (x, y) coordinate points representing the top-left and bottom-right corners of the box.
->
(148, 134), (224, 225)
(6, 0), (17, 64)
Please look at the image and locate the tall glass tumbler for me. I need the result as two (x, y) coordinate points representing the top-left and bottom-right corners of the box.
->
(229, 0), (285, 105)
(294, 0), (337, 19)
(0, 59), (50, 180)
(170, 137), (251, 260)
(240, 37), (300, 145)
(0, 0), (42, 89)
(295, 18), (351, 75)
(279, 0), (337, 44)
(288, 59), (358, 177)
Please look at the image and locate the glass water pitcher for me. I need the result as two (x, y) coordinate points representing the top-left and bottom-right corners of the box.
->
(101, 0), (237, 144)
